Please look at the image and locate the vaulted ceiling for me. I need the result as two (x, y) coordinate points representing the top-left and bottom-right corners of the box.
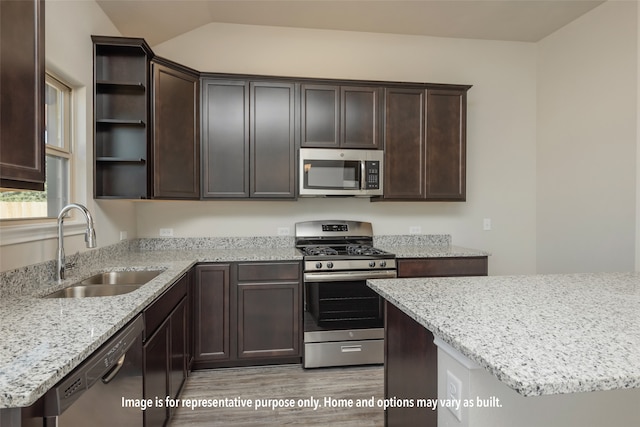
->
(96, 0), (606, 46)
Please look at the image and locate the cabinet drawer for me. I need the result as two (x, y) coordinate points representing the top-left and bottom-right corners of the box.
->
(237, 262), (300, 282)
(397, 257), (488, 278)
(144, 273), (188, 341)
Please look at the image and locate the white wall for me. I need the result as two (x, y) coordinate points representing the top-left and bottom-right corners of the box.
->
(0, 0), (136, 272)
(536, 1), (638, 274)
(148, 24), (539, 275)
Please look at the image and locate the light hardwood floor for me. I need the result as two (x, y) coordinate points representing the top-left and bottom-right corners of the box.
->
(169, 364), (384, 426)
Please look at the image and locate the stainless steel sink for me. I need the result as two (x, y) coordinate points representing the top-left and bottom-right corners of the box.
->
(45, 270), (164, 298)
(78, 270), (163, 285)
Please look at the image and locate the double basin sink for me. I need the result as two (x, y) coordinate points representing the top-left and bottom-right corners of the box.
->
(45, 270), (164, 298)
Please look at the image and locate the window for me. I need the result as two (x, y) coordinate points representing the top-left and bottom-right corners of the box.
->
(0, 73), (72, 220)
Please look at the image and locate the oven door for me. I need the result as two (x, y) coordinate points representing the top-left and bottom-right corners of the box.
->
(304, 270), (396, 328)
(302, 269), (396, 368)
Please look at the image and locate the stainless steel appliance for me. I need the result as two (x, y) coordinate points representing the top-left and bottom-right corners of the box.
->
(299, 148), (383, 197)
(296, 220), (396, 368)
(42, 315), (144, 427)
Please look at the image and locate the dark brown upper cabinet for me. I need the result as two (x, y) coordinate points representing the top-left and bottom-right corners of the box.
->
(92, 36), (152, 199)
(151, 58), (200, 199)
(0, 0), (45, 191)
(201, 78), (249, 198)
(201, 77), (297, 199)
(301, 84), (381, 149)
(382, 85), (470, 201)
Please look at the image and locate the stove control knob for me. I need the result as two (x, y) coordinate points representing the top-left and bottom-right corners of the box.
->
(315, 262), (323, 269)
(369, 261), (376, 268)
(327, 262), (334, 269)
(380, 261), (387, 268)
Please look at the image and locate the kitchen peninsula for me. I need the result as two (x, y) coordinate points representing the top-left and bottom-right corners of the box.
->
(368, 273), (640, 427)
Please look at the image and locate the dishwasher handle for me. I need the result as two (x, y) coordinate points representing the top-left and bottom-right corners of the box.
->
(102, 354), (126, 384)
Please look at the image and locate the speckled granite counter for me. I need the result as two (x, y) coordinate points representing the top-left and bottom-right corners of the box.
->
(367, 273), (640, 397)
(0, 240), (302, 409)
(0, 234), (487, 409)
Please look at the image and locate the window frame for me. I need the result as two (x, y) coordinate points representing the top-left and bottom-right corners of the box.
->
(0, 71), (74, 226)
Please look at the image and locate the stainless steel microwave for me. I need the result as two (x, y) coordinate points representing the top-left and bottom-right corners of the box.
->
(299, 148), (383, 197)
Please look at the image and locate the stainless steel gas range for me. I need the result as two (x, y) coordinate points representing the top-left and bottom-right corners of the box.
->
(295, 220), (397, 368)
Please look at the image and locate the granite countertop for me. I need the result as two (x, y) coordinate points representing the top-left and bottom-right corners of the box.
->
(367, 273), (640, 397)
(0, 235), (487, 409)
(0, 244), (302, 409)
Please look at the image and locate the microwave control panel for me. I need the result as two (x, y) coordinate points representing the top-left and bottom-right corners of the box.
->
(365, 161), (380, 189)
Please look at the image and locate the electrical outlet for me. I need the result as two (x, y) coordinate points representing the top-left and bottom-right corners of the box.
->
(409, 226), (422, 234)
(119, 231), (128, 241)
(483, 218), (492, 231)
(446, 370), (463, 421)
(159, 228), (174, 237)
(277, 227), (290, 236)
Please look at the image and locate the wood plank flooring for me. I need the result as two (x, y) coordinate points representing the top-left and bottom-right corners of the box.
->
(169, 364), (384, 426)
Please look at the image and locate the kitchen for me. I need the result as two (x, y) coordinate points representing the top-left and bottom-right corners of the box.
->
(1, 0), (639, 426)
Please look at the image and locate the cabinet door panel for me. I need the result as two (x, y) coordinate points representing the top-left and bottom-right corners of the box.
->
(383, 88), (425, 199)
(169, 299), (187, 400)
(426, 89), (466, 200)
(0, 0), (45, 190)
(237, 282), (300, 359)
(250, 81), (296, 198)
(143, 321), (170, 427)
(301, 84), (339, 147)
(341, 86), (380, 149)
(201, 79), (249, 198)
(194, 264), (231, 361)
(152, 62), (199, 199)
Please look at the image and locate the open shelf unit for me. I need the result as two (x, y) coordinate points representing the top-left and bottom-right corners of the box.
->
(92, 36), (153, 198)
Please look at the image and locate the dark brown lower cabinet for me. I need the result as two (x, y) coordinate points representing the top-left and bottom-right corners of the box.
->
(143, 273), (189, 427)
(143, 319), (170, 427)
(385, 301), (437, 427)
(194, 264), (231, 363)
(237, 281), (300, 359)
(397, 257), (488, 278)
(193, 262), (302, 369)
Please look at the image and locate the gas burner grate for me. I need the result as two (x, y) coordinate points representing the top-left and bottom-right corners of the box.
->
(346, 244), (387, 256)
(304, 246), (339, 256)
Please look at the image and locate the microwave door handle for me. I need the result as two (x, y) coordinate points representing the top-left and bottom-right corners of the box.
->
(360, 161), (366, 190)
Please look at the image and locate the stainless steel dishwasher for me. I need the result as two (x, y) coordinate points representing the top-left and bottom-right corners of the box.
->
(42, 315), (144, 427)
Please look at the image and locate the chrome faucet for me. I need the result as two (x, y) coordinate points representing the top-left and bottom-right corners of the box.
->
(57, 203), (97, 281)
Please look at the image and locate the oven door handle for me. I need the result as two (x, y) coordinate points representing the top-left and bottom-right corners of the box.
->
(304, 270), (397, 282)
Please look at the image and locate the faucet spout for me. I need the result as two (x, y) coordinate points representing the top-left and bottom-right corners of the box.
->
(57, 203), (97, 281)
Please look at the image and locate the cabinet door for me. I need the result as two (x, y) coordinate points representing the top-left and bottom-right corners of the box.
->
(194, 264), (231, 361)
(383, 88), (426, 199)
(250, 81), (297, 198)
(152, 61), (199, 199)
(0, 0), (45, 191)
(341, 86), (381, 149)
(425, 88), (466, 200)
(300, 84), (339, 147)
(143, 320), (170, 427)
(169, 299), (187, 401)
(201, 79), (249, 198)
(237, 282), (300, 359)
